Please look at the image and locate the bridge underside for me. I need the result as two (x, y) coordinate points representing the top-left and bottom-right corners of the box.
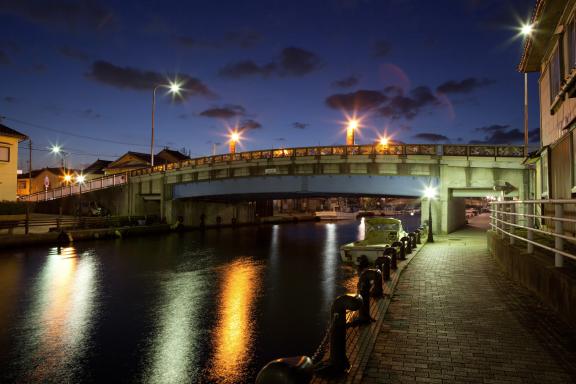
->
(173, 175), (439, 199)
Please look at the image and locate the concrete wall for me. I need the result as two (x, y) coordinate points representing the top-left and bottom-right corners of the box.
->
(165, 199), (255, 226)
(34, 185), (130, 216)
(0, 136), (19, 201)
(487, 231), (576, 327)
(446, 194), (466, 233)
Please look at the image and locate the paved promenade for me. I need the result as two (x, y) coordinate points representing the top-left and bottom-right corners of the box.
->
(362, 215), (576, 383)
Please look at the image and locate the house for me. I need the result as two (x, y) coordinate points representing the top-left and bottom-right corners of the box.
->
(104, 149), (190, 175)
(0, 123), (28, 201)
(519, 0), (576, 200)
(17, 167), (67, 196)
(83, 159), (113, 180)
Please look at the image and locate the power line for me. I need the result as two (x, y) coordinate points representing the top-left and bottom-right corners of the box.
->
(18, 145), (121, 158)
(2, 115), (155, 148)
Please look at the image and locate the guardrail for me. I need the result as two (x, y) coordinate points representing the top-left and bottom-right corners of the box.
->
(490, 200), (576, 267)
(20, 173), (128, 202)
(20, 144), (524, 202)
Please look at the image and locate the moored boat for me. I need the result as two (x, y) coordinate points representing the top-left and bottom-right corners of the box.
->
(340, 217), (408, 264)
(314, 210), (358, 220)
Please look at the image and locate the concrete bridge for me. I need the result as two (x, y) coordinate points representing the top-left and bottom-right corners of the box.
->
(25, 143), (528, 234)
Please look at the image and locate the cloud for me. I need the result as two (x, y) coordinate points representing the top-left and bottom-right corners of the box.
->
(278, 47), (322, 76)
(412, 133), (450, 142)
(59, 46), (89, 61)
(325, 89), (388, 111)
(275, 137), (286, 141)
(470, 124), (538, 144)
(292, 122), (309, 129)
(3, 96), (16, 103)
(372, 40), (391, 57)
(436, 77), (494, 94)
(0, 50), (11, 65)
(332, 75), (359, 89)
(239, 119), (262, 131)
(378, 86), (440, 120)
(219, 46), (321, 78)
(474, 124), (510, 133)
(0, 0), (115, 31)
(219, 60), (276, 78)
(199, 105), (246, 119)
(86, 60), (215, 98)
(173, 29), (262, 50)
(81, 108), (100, 119)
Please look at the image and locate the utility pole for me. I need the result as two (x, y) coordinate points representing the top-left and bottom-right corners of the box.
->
(28, 139), (32, 195)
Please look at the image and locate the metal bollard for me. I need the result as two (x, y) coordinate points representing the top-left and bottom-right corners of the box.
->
(354, 268), (383, 325)
(356, 254), (369, 273)
(414, 229), (421, 244)
(408, 232), (417, 249)
(315, 294), (363, 376)
(375, 256), (391, 281)
(400, 236), (412, 254)
(384, 246), (398, 269)
(256, 356), (313, 384)
(391, 241), (404, 261)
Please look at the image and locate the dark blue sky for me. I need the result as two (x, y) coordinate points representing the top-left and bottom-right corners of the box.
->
(0, 0), (537, 169)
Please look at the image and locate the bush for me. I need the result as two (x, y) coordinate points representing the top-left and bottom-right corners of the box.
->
(0, 201), (34, 215)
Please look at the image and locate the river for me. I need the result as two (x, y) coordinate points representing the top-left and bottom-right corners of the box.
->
(0, 214), (421, 383)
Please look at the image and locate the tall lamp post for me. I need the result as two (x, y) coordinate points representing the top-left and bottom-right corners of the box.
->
(229, 131), (241, 153)
(424, 186), (437, 243)
(521, 23), (534, 157)
(51, 145), (69, 181)
(346, 119), (358, 146)
(151, 81), (182, 167)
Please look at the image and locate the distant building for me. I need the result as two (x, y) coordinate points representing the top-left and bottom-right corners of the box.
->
(520, 0), (576, 199)
(83, 159), (113, 180)
(17, 167), (67, 196)
(0, 123), (28, 201)
(104, 149), (190, 175)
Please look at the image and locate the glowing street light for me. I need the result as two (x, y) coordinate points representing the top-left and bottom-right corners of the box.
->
(423, 186), (437, 243)
(229, 130), (241, 153)
(379, 136), (389, 146)
(520, 22), (534, 157)
(63, 174), (72, 184)
(346, 119), (359, 146)
(76, 174), (86, 184)
(151, 79), (183, 167)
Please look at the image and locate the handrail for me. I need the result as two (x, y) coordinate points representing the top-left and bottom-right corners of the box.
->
(490, 200), (576, 267)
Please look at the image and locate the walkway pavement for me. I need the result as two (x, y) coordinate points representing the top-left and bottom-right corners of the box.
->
(362, 215), (576, 384)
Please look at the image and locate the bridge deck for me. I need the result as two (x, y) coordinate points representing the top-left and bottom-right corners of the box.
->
(359, 215), (576, 383)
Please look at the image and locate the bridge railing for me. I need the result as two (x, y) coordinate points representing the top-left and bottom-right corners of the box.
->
(130, 144), (524, 177)
(19, 173), (128, 202)
(490, 200), (576, 268)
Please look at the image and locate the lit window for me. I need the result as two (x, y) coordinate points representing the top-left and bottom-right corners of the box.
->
(0, 146), (9, 162)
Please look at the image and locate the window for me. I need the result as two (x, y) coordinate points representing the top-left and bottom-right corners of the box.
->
(0, 146), (9, 162)
(550, 45), (562, 104)
(541, 148), (549, 198)
(568, 19), (576, 70)
(17, 181), (27, 189)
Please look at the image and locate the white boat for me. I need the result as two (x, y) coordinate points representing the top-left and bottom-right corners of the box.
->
(314, 210), (358, 220)
(340, 217), (408, 265)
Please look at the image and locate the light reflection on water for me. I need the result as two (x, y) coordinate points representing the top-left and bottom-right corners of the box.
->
(208, 259), (262, 383)
(144, 270), (206, 384)
(20, 246), (99, 382)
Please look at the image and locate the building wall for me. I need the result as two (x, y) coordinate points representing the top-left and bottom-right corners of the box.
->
(0, 136), (19, 201)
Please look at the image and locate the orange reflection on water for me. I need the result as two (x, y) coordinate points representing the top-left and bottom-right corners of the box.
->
(209, 259), (261, 383)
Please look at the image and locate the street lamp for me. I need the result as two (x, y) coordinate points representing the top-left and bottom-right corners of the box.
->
(229, 130), (241, 154)
(151, 80), (182, 167)
(51, 145), (69, 177)
(423, 186), (437, 243)
(379, 136), (389, 146)
(520, 22), (534, 157)
(76, 173), (86, 219)
(346, 119), (359, 146)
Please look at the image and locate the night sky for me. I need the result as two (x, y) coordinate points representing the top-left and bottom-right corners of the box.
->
(0, 0), (538, 169)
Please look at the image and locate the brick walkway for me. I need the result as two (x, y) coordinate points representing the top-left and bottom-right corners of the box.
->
(362, 222), (576, 384)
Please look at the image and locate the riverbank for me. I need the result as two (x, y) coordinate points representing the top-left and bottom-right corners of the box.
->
(0, 213), (318, 249)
